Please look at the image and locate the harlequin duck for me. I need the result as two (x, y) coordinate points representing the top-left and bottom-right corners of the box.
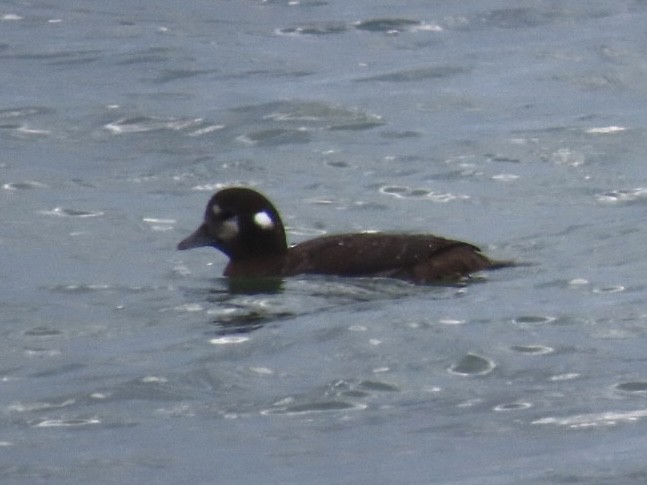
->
(177, 187), (512, 283)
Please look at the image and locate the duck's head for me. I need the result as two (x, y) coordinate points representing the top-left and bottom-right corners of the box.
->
(177, 187), (288, 260)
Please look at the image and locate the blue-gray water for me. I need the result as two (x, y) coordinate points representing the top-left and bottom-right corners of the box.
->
(2, 1), (647, 483)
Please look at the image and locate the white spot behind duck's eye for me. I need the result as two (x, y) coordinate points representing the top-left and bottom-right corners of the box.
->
(253, 211), (274, 230)
(211, 204), (221, 216)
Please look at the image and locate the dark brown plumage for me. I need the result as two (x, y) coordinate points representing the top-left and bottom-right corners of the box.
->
(177, 187), (512, 283)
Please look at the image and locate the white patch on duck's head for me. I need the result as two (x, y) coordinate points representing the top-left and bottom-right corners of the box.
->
(208, 202), (239, 241)
(253, 210), (274, 230)
(215, 216), (239, 241)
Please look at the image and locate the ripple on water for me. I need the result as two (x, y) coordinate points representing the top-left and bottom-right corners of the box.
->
(39, 207), (104, 218)
(232, 100), (384, 133)
(23, 326), (63, 337)
(355, 380), (400, 393)
(585, 125), (627, 134)
(175, 303), (204, 313)
(277, 22), (349, 36)
(262, 378), (398, 415)
(8, 399), (76, 413)
(494, 401), (532, 412)
(190, 182), (228, 192)
(354, 18), (421, 33)
(34, 418), (100, 428)
(511, 315), (557, 326)
(568, 278), (589, 287)
(549, 373), (580, 382)
(379, 185), (469, 202)
(549, 148), (585, 167)
(614, 381), (647, 394)
(276, 18), (443, 35)
(3, 180), (48, 191)
(533, 409), (647, 428)
(350, 17), (442, 34)
(592, 285), (625, 294)
(448, 353), (495, 376)
(0, 106), (52, 118)
(510, 344), (554, 355)
(0, 107), (53, 138)
(208, 296), (293, 316)
(438, 318), (467, 326)
(24, 348), (62, 357)
(261, 401), (366, 415)
(104, 116), (204, 134)
(236, 128), (312, 146)
(358, 65), (468, 83)
(142, 217), (175, 232)
(48, 283), (112, 294)
(596, 187), (647, 204)
(209, 335), (250, 345)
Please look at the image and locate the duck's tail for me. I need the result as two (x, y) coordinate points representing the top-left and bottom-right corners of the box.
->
(487, 258), (528, 270)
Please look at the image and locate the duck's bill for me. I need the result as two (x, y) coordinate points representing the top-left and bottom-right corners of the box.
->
(177, 224), (214, 250)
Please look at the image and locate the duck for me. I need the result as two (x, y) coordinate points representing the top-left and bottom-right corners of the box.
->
(177, 187), (512, 283)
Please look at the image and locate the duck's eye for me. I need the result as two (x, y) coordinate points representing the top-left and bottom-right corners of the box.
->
(211, 203), (234, 220)
(219, 210), (236, 221)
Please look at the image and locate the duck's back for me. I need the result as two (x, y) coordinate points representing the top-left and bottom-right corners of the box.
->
(284, 233), (494, 282)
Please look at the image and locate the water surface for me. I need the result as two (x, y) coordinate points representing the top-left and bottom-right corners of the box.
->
(2, 1), (647, 483)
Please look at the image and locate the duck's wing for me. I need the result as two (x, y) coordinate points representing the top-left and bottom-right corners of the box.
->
(285, 233), (493, 281)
